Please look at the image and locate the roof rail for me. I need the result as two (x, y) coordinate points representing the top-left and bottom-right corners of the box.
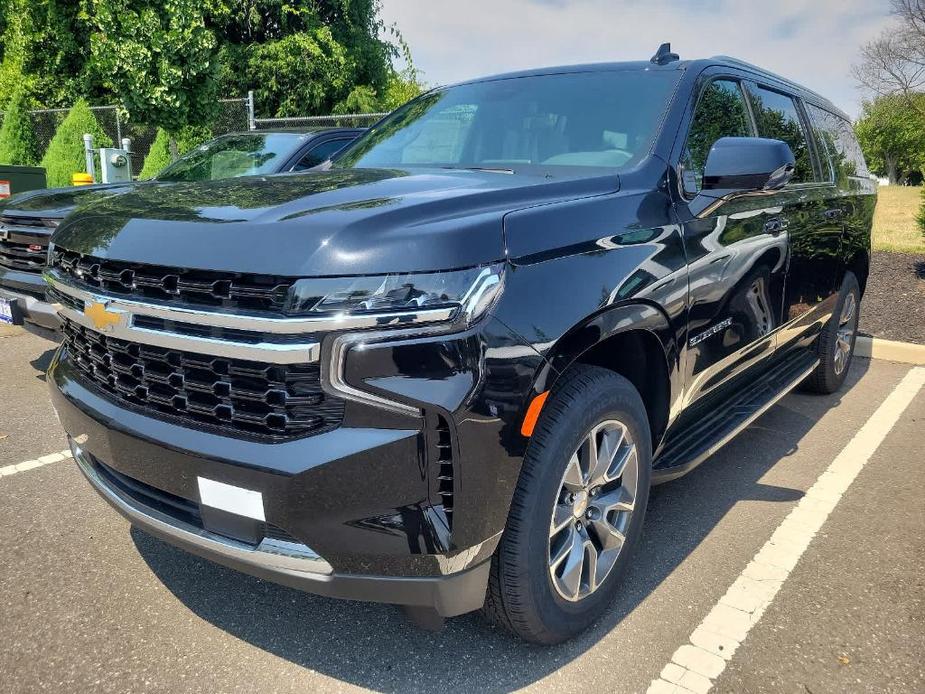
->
(708, 55), (843, 113)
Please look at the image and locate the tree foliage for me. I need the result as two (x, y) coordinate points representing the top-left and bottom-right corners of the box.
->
(0, 85), (38, 165)
(138, 125), (211, 179)
(39, 99), (113, 187)
(854, 0), (925, 119)
(0, 0), (417, 134)
(88, 0), (219, 134)
(855, 94), (925, 183)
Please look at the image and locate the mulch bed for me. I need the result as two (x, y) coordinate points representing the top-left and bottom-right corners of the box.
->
(858, 251), (925, 345)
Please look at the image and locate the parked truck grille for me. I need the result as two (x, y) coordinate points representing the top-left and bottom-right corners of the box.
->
(52, 249), (293, 313)
(0, 216), (52, 274)
(61, 319), (344, 439)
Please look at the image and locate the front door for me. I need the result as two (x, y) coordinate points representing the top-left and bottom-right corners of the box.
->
(744, 84), (843, 348)
(674, 76), (789, 407)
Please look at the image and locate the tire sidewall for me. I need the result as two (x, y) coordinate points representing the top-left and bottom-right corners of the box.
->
(516, 372), (652, 639)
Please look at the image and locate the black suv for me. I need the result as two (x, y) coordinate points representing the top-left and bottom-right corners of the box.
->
(0, 128), (363, 337)
(46, 50), (875, 644)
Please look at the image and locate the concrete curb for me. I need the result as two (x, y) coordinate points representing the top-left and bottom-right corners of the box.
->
(856, 336), (925, 366)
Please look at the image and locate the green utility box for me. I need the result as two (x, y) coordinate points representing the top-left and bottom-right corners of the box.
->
(0, 165), (47, 199)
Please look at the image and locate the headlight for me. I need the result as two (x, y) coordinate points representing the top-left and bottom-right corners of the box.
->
(284, 263), (505, 327)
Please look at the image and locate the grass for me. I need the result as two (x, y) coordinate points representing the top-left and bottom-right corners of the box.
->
(872, 185), (925, 254)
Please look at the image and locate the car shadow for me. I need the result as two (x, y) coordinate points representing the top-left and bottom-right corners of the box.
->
(29, 347), (56, 382)
(132, 359), (870, 693)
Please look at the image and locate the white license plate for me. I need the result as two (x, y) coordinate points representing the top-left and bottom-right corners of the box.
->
(0, 298), (13, 325)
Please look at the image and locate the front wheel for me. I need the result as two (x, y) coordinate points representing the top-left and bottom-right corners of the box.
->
(483, 365), (651, 644)
(803, 271), (861, 394)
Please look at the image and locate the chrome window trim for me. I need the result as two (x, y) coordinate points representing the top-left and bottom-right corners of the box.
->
(45, 269), (458, 334)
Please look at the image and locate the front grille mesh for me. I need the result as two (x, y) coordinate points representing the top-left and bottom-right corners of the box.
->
(0, 217), (49, 273)
(62, 319), (344, 439)
(53, 249), (293, 313)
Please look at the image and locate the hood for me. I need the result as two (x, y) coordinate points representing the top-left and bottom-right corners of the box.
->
(52, 167), (619, 276)
(0, 182), (143, 221)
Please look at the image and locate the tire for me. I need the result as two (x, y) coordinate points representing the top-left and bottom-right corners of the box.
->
(803, 272), (861, 394)
(483, 365), (652, 644)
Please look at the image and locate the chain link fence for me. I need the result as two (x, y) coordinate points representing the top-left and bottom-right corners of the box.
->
(3, 95), (386, 177)
(254, 113), (386, 129)
(4, 97), (252, 174)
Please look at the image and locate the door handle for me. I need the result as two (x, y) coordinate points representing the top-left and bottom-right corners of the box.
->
(764, 218), (788, 235)
(824, 208), (845, 220)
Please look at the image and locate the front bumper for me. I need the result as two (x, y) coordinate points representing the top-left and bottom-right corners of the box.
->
(69, 437), (489, 616)
(49, 314), (548, 616)
(0, 268), (61, 336)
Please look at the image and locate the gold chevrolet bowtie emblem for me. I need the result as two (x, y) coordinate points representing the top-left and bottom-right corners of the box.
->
(84, 301), (125, 332)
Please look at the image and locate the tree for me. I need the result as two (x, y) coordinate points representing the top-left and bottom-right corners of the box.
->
(0, 0), (412, 129)
(39, 99), (113, 187)
(138, 125), (211, 179)
(244, 28), (350, 117)
(855, 94), (925, 183)
(87, 0), (219, 134)
(0, 85), (37, 165)
(854, 0), (925, 119)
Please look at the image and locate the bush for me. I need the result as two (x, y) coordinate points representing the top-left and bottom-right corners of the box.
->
(138, 129), (171, 180)
(39, 99), (112, 187)
(918, 186), (925, 239)
(0, 85), (38, 166)
(139, 126), (213, 180)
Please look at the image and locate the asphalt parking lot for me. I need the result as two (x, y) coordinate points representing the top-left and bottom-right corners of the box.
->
(1, 324), (923, 694)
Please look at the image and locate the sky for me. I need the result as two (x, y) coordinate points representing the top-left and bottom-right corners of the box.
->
(379, 0), (895, 119)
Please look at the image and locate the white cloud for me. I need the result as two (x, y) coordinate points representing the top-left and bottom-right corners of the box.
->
(380, 0), (894, 117)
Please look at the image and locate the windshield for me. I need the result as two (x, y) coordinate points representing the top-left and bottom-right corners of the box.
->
(156, 133), (309, 182)
(337, 70), (680, 172)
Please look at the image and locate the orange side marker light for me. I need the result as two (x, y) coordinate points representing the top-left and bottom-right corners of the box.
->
(520, 390), (550, 438)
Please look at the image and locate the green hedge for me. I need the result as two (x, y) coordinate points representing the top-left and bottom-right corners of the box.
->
(39, 99), (113, 187)
(0, 86), (38, 166)
(139, 125), (212, 179)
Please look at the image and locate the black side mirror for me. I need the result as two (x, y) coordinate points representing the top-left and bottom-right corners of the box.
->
(703, 137), (795, 193)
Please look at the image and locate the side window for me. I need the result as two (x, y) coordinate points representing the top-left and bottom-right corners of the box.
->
(804, 104), (870, 184)
(293, 138), (352, 171)
(803, 103), (836, 183)
(682, 79), (752, 194)
(746, 86), (813, 183)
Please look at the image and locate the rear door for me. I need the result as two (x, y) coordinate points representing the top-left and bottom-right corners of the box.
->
(743, 84), (843, 349)
(673, 73), (789, 407)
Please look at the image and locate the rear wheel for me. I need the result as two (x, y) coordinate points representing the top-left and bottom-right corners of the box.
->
(803, 272), (860, 394)
(483, 365), (651, 644)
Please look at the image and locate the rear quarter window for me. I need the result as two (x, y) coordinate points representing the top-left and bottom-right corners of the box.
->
(805, 103), (870, 184)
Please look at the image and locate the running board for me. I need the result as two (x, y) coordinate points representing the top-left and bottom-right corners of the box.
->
(652, 350), (819, 484)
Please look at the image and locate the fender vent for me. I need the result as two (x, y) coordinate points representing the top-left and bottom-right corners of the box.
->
(435, 415), (454, 528)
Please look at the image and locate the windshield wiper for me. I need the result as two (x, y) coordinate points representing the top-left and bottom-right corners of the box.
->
(439, 165), (515, 174)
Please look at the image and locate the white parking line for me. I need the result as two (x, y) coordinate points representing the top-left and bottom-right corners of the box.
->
(648, 366), (925, 694)
(0, 449), (73, 477)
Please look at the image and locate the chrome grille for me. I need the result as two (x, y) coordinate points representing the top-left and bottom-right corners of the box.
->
(52, 248), (293, 313)
(0, 216), (51, 274)
(62, 318), (344, 439)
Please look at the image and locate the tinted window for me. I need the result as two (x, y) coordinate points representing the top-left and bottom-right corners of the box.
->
(156, 133), (308, 182)
(747, 86), (813, 183)
(293, 138), (353, 171)
(682, 79), (752, 194)
(805, 103), (870, 183)
(337, 70), (681, 171)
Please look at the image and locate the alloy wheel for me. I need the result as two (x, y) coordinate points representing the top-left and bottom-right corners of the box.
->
(834, 291), (857, 376)
(548, 419), (638, 602)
